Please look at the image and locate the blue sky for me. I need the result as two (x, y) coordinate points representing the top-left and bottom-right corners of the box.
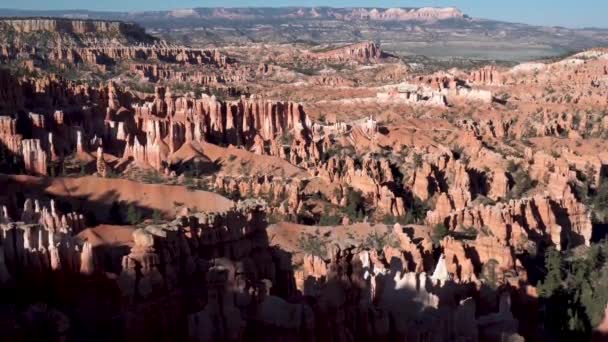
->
(2, 0), (605, 28)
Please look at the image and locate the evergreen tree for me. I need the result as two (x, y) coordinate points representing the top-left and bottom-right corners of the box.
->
(152, 210), (162, 224)
(538, 247), (563, 297)
(432, 223), (449, 245)
(481, 259), (499, 289)
(126, 204), (142, 225)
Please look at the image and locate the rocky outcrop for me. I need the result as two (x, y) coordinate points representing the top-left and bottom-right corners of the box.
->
(309, 41), (384, 63)
(294, 239), (521, 341)
(0, 194), (529, 342)
(310, 75), (356, 87)
(49, 46), (230, 67)
(1, 18), (145, 35)
(342, 7), (465, 21)
(0, 198), (85, 281)
(0, 73), (313, 172)
(0, 199), (304, 340)
(119, 91), (311, 169)
(131, 90), (309, 144)
(455, 118), (514, 139)
(377, 82), (448, 107)
(316, 154), (406, 216)
(0, 116), (23, 154)
(129, 63), (240, 84)
(96, 146), (108, 177)
(122, 134), (167, 170)
(469, 66), (504, 85)
(22, 139), (47, 175)
(427, 191), (593, 250)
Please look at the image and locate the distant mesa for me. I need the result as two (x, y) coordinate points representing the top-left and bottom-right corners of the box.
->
(167, 8), (200, 19)
(0, 7), (467, 23)
(336, 7), (465, 21)
(163, 7), (467, 22)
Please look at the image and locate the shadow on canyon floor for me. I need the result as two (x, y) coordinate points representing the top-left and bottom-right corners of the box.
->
(0, 141), (553, 341)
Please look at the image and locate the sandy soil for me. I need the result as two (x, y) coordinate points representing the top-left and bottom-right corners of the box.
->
(0, 174), (234, 221)
(201, 141), (307, 178)
(77, 224), (135, 247)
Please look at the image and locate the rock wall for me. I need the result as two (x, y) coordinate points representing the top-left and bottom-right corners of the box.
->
(294, 238), (521, 341)
(427, 192), (593, 250)
(21, 139), (47, 175)
(0, 198), (312, 340)
(1, 18), (144, 35)
(309, 41), (384, 63)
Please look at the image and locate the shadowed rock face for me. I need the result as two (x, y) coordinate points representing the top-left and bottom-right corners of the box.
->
(0, 198), (281, 340)
(0, 194), (526, 341)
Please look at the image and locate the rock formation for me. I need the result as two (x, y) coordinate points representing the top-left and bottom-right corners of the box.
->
(309, 41), (384, 63)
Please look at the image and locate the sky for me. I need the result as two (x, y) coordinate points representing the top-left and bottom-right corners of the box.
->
(1, 0), (605, 29)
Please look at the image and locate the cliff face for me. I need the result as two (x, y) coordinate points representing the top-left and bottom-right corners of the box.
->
(310, 41), (384, 63)
(159, 7), (467, 22)
(0, 18), (154, 46)
(339, 7), (465, 21)
(0, 198), (295, 340)
(1, 18), (143, 35)
(0, 196), (525, 341)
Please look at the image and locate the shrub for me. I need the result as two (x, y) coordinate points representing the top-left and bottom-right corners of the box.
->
(591, 181), (608, 223)
(507, 162), (536, 199)
(267, 212), (286, 224)
(569, 180), (589, 205)
(319, 215), (341, 226)
(506, 160), (519, 174)
(452, 226), (478, 240)
(280, 132), (294, 145)
(522, 126), (538, 138)
(297, 233), (327, 258)
(452, 145), (464, 159)
(152, 210), (163, 224)
(364, 231), (399, 251)
(126, 204), (142, 225)
(382, 215), (395, 225)
(432, 223), (449, 244)
(452, 145), (470, 165)
(481, 259), (499, 289)
(343, 187), (365, 220)
(572, 113), (581, 130)
(142, 171), (164, 184)
(407, 196), (430, 224)
(318, 205), (342, 226)
(413, 153), (423, 168)
(106, 168), (119, 178)
(476, 195), (496, 206)
(480, 226), (493, 237)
